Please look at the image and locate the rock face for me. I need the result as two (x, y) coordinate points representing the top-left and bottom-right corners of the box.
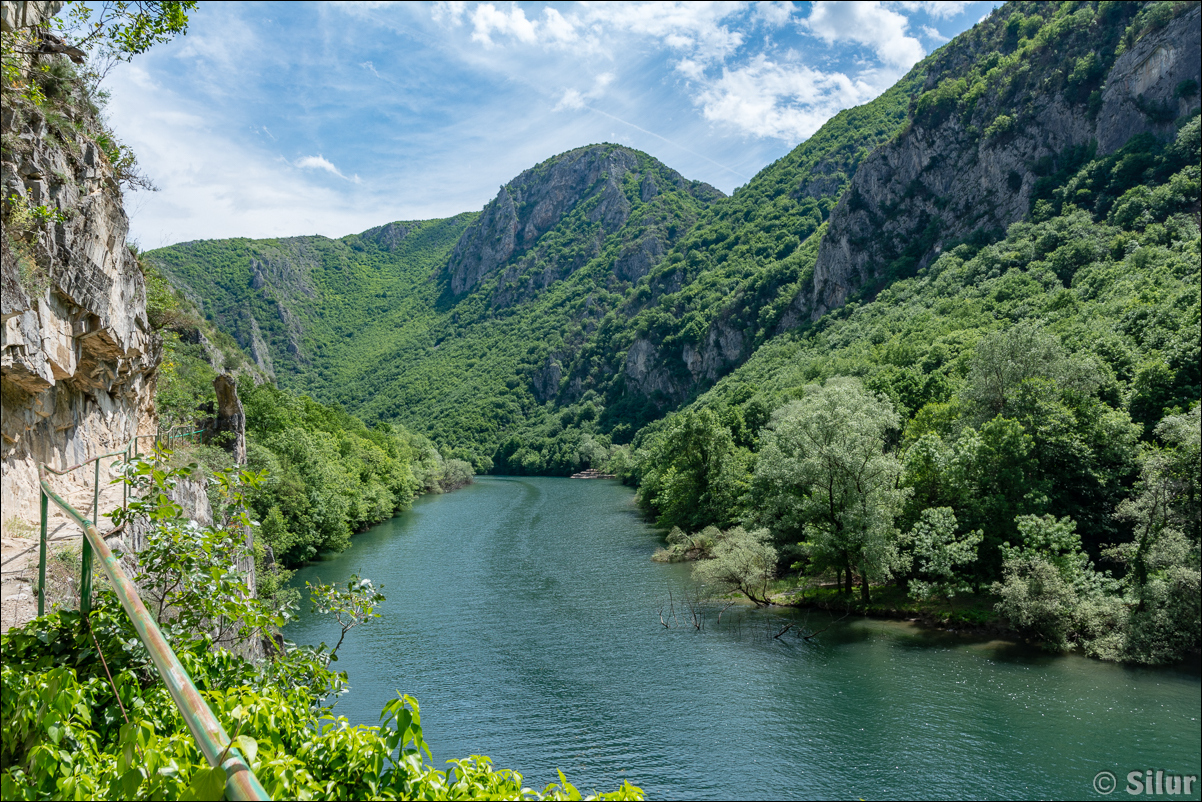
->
(0, 0), (62, 32)
(447, 144), (721, 295)
(1, 11), (158, 528)
(1096, 8), (1202, 153)
(801, 5), (1201, 323)
(203, 374), (247, 463)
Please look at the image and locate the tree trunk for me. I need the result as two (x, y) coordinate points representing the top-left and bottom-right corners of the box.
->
(859, 568), (871, 604)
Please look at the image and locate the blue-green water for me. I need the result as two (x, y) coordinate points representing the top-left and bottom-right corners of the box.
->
(285, 476), (1201, 800)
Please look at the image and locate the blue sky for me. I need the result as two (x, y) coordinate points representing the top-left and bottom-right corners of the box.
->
(104, 1), (1000, 248)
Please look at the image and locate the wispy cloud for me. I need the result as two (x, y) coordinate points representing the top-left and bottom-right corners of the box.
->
(555, 72), (615, 111)
(921, 24), (949, 43)
(896, 2), (972, 21)
(295, 155), (360, 183)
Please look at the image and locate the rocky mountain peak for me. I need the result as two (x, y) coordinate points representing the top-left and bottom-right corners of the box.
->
(446, 143), (722, 295)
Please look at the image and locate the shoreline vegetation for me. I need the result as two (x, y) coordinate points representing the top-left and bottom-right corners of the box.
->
(2, 9), (628, 798)
(655, 529), (1014, 635)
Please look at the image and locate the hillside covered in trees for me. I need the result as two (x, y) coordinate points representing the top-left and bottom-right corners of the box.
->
(151, 0), (1200, 662)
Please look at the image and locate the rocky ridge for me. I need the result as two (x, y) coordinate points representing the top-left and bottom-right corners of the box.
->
(801, 3), (1201, 324)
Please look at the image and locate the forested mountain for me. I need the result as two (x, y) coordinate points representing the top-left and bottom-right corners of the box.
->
(151, 1), (1200, 660)
(152, 1), (1199, 470)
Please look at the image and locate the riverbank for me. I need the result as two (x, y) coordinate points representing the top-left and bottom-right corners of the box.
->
(767, 582), (1016, 638)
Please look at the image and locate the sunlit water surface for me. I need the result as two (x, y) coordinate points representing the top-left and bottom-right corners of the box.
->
(286, 477), (1201, 800)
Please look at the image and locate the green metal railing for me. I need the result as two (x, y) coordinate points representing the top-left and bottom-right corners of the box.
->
(36, 427), (202, 617)
(36, 429), (269, 801)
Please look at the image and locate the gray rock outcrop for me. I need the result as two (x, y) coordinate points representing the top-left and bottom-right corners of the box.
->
(1, 12), (158, 527)
(800, 5), (1201, 324)
(204, 374), (247, 463)
(0, 1), (62, 33)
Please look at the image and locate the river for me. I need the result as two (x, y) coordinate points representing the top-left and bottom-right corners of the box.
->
(285, 476), (1201, 800)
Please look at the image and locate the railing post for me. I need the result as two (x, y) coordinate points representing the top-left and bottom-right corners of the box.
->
(93, 458), (100, 528)
(38, 492), (48, 617)
(80, 524), (93, 617)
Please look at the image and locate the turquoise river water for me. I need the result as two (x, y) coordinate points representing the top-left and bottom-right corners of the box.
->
(285, 476), (1201, 800)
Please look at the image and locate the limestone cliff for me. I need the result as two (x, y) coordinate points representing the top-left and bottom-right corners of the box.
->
(1, 2), (158, 528)
(798, 3), (1201, 324)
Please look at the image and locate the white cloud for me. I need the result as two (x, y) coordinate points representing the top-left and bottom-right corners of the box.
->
(556, 88), (585, 110)
(295, 155), (359, 182)
(430, 1), (467, 26)
(695, 55), (878, 140)
(444, 2), (746, 63)
(555, 72), (616, 111)
(895, 2), (970, 20)
(579, 2), (745, 63)
(921, 24), (949, 43)
(542, 7), (577, 43)
(471, 3), (539, 45)
(675, 57), (705, 80)
(103, 63), (395, 245)
(802, 1), (925, 69)
(754, 1), (795, 27)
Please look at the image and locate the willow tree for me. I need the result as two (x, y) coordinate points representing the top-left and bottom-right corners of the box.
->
(752, 377), (908, 602)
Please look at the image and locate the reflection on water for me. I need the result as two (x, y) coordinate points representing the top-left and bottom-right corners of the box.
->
(286, 477), (1201, 801)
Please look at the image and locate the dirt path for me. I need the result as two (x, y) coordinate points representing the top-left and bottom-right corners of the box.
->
(1, 478), (126, 633)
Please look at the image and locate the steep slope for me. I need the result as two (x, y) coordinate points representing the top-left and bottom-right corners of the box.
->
(150, 215), (474, 383)
(805, 0), (1200, 320)
(660, 112), (1198, 543)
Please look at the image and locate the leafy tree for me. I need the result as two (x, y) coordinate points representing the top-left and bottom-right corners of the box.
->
(111, 452), (286, 649)
(692, 527), (777, 606)
(635, 409), (749, 531)
(58, 1), (197, 59)
(903, 507), (982, 610)
(306, 575), (386, 662)
(993, 514), (1117, 650)
(1107, 406), (1201, 663)
(962, 323), (1086, 421)
(752, 378), (909, 602)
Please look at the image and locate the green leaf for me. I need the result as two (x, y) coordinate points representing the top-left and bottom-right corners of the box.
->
(182, 765), (226, 801)
(121, 768), (143, 797)
(234, 734), (258, 764)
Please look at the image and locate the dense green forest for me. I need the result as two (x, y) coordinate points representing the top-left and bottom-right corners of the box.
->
(148, 0), (1201, 662)
(632, 115), (1199, 662)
